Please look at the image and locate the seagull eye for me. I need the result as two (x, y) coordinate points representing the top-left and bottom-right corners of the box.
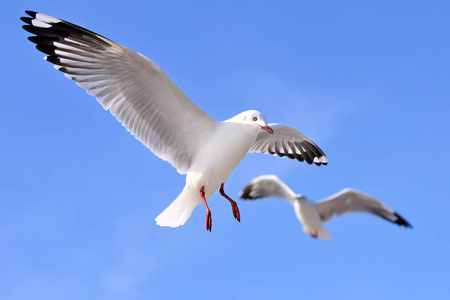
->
(252, 116), (258, 121)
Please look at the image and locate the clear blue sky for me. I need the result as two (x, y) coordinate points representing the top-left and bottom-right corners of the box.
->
(2, 1), (449, 299)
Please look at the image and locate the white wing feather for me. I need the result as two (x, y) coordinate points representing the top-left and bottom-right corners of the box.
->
(23, 11), (218, 174)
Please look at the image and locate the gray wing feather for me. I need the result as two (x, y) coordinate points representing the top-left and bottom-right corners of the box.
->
(22, 11), (218, 174)
(239, 175), (297, 204)
(315, 189), (412, 227)
(249, 124), (328, 166)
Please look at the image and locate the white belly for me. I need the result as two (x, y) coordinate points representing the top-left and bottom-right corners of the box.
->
(296, 201), (324, 233)
(186, 123), (256, 199)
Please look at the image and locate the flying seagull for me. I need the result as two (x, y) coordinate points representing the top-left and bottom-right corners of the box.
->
(21, 11), (327, 231)
(240, 175), (412, 239)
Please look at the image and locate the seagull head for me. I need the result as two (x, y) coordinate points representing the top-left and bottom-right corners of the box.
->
(229, 110), (273, 134)
(296, 194), (309, 203)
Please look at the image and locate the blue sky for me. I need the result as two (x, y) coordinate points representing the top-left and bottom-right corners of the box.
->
(2, 1), (450, 299)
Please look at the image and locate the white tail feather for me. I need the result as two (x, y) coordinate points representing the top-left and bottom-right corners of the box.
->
(317, 227), (333, 240)
(155, 187), (201, 228)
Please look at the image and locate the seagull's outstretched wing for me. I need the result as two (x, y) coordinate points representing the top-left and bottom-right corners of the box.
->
(21, 11), (218, 174)
(249, 124), (328, 166)
(315, 189), (412, 227)
(239, 175), (297, 204)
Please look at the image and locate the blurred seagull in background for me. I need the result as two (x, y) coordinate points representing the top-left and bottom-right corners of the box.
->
(240, 175), (412, 239)
(21, 11), (327, 231)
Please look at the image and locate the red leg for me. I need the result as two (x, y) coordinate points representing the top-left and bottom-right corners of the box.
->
(200, 186), (212, 231)
(220, 183), (240, 222)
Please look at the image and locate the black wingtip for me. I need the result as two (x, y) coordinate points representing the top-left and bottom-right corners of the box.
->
(20, 16), (32, 25)
(45, 55), (61, 65)
(239, 185), (254, 200)
(35, 44), (57, 56)
(28, 35), (59, 45)
(22, 24), (44, 35)
(393, 212), (413, 228)
(25, 10), (37, 17)
(296, 156), (305, 163)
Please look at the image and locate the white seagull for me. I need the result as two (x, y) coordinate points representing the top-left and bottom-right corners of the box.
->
(240, 175), (412, 239)
(21, 11), (328, 231)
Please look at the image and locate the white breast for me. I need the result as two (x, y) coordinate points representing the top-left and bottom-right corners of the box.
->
(295, 201), (324, 234)
(186, 122), (257, 198)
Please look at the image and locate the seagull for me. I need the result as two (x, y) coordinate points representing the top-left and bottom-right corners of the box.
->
(240, 175), (412, 239)
(21, 11), (328, 231)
